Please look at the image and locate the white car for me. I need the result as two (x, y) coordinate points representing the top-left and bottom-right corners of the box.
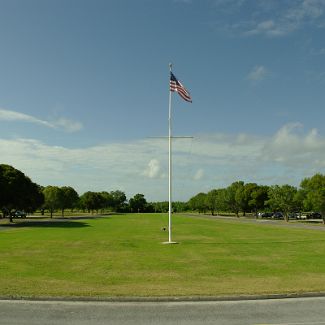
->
(11, 210), (27, 218)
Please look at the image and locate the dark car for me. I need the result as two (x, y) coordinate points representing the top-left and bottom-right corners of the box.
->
(307, 212), (322, 219)
(288, 212), (298, 219)
(273, 212), (284, 219)
(259, 212), (273, 218)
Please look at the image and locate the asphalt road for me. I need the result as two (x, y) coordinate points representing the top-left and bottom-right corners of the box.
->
(185, 213), (325, 231)
(1, 297), (325, 325)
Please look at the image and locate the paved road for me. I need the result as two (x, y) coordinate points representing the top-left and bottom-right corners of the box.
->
(1, 297), (325, 325)
(185, 213), (325, 231)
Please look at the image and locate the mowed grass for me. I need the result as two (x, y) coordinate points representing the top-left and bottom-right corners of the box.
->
(1, 214), (325, 298)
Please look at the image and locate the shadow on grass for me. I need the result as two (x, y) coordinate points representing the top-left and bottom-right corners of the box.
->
(18, 215), (114, 221)
(0, 219), (91, 229)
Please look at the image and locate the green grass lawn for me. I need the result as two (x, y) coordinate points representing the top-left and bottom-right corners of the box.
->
(1, 213), (325, 298)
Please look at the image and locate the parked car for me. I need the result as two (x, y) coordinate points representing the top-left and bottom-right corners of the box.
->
(10, 210), (26, 218)
(273, 212), (284, 219)
(288, 212), (299, 219)
(296, 213), (308, 220)
(307, 212), (322, 219)
(259, 212), (273, 218)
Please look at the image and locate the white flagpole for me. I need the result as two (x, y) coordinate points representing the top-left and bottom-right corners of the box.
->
(168, 63), (173, 243)
(162, 63), (191, 244)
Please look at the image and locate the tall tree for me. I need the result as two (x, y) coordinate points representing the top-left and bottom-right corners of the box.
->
(129, 193), (147, 213)
(0, 164), (44, 222)
(188, 192), (208, 213)
(235, 182), (258, 216)
(110, 190), (127, 211)
(59, 186), (79, 217)
(100, 191), (113, 211)
(79, 191), (104, 214)
(300, 173), (325, 224)
(206, 189), (218, 215)
(43, 186), (62, 218)
(266, 185), (297, 222)
(226, 181), (244, 217)
(249, 185), (269, 216)
(25, 183), (44, 214)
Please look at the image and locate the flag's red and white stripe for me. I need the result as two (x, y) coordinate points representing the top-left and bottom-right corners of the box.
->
(170, 72), (192, 103)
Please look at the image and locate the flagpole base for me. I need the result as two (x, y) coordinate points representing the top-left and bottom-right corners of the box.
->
(162, 241), (179, 245)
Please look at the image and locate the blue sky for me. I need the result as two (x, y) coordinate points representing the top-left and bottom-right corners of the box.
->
(1, 0), (325, 201)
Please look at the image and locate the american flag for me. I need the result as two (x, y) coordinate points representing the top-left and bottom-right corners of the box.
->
(170, 72), (192, 103)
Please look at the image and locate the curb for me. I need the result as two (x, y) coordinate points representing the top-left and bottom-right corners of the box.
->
(1, 292), (325, 303)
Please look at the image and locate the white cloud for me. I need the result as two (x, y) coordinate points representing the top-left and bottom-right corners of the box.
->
(193, 168), (204, 181)
(51, 117), (83, 133)
(287, 0), (324, 21)
(245, 18), (297, 37)
(2, 123), (325, 200)
(262, 123), (325, 168)
(0, 108), (82, 133)
(214, 0), (325, 37)
(143, 159), (163, 178)
(247, 65), (268, 82)
(0, 137), (170, 200)
(0, 108), (53, 128)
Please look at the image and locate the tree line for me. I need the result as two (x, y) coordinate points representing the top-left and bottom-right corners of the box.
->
(187, 175), (325, 223)
(1, 164), (325, 223)
(0, 164), (155, 221)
